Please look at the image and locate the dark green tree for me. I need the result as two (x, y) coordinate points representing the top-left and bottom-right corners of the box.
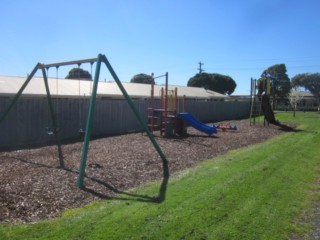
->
(65, 68), (92, 80)
(187, 73), (236, 95)
(258, 64), (291, 109)
(130, 73), (153, 84)
(291, 73), (320, 105)
(259, 64), (291, 98)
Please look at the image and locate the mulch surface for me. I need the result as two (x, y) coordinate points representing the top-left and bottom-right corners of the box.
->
(0, 119), (295, 223)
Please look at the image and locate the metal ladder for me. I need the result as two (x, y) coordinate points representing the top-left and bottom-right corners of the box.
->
(250, 96), (262, 125)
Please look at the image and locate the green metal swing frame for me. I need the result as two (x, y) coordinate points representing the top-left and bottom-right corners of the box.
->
(0, 53), (168, 188)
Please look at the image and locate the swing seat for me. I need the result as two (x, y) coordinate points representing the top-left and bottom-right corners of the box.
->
(78, 128), (85, 135)
(45, 127), (53, 135)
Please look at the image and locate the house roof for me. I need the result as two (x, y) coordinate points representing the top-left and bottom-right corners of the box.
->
(0, 75), (228, 99)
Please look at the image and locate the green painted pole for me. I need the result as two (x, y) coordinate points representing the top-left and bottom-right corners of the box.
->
(42, 69), (65, 168)
(77, 54), (103, 188)
(101, 55), (168, 168)
(0, 63), (39, 124)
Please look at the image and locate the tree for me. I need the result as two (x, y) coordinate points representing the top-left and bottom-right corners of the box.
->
(259, 64), (291, 101)
(187, 73), (236, 95)
(291, 73), (320, 106)
(65, 68), (92, 80)
(130, 73), (153, 84)
(287, 89), (304, 117)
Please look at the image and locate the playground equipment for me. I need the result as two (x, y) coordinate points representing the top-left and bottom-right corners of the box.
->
(178, 112), (217, 135)
(147, 74), (219, 136)
(148, 72), (182, 137)
(213, 123), (237, 132)
(250, 78), (277, 125)
(0, 54), (168, 189)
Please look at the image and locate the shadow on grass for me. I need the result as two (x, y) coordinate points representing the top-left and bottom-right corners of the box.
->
(275, 122), (302, 132)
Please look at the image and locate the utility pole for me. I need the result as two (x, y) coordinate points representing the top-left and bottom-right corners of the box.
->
(198, 61), (204, 74)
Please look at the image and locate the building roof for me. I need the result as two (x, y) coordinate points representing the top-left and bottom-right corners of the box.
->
(0, 75), (228, 99)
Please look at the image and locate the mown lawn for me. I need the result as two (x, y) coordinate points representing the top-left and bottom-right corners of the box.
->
(1, 112), (319, 240)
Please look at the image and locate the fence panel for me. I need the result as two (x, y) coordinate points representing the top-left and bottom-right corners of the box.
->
(185, 100), (250, 122)
(0, 97), (250, 149)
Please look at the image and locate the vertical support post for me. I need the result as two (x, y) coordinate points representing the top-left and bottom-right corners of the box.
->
(250, 78), (253, 126)
(250, 77), (255, 97)
(0, 64), (39, 124)
(160, 88), (164, 136)
(102, 55), (168, 168)
(174, 88), (178, 112)
(250, 78), (257, 126)
(150, 73), (155, 133)
(42, 69), (64, 168)
(164, 72), (168, 137)
(160, 88), (164, 109)
(77, 54), (103, 188)
(174, 87), (178, 135)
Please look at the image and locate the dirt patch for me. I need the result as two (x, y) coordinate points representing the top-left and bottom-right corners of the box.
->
(0, 119), (294, 223)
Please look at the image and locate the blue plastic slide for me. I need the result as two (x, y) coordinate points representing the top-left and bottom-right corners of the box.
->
(177, 112), (217, 135)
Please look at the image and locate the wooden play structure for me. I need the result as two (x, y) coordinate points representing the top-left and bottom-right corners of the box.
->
(250, 78), (277, 125)
(147, 73), (221, 136)
(147, 72), (187, 137)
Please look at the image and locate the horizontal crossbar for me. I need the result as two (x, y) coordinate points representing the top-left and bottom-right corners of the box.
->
(39, 58), (98, 69)
(153, 73), (167, 79)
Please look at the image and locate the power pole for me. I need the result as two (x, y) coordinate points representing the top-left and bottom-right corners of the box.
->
(198, 61), (204, 74)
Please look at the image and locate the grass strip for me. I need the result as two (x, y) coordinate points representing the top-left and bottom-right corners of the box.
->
(0, 112), (319, 240)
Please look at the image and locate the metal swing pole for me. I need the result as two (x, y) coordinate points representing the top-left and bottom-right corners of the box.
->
(41, 68), (65, 168)
(77, 54), (168, 188)
(0, 64), (39, 124)
(77, 54), (102, 188)
(101, 55), (168, 168)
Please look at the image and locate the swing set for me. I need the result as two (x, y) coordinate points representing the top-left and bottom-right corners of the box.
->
(0, 53), (168, 188)
(44, 62), (90, 137)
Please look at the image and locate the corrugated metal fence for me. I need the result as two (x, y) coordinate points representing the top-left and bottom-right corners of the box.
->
(0, 97), (250, 149)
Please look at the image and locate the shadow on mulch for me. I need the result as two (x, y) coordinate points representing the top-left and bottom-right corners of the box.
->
(82, 160), (169, 204)
(11, 155), (170, 204)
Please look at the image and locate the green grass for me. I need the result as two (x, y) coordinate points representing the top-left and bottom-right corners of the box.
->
(1, 111), (319, 240)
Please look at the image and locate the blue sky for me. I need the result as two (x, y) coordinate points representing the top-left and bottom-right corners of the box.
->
(1, 0), (320, 95)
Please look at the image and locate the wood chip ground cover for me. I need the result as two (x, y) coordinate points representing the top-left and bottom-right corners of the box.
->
(0, 120), (293, 223)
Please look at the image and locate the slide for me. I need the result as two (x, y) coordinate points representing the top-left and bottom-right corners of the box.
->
(178, 112), (217, 135)
(261, 94), (277, 124)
